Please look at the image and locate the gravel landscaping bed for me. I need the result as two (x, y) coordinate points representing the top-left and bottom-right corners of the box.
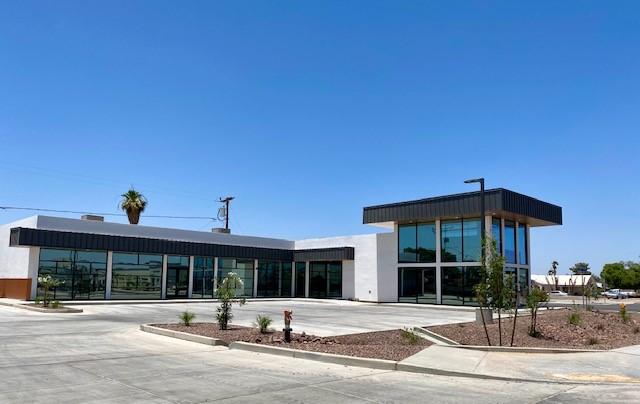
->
(154, 323), (431, 361)
(427, 308), (640, 350)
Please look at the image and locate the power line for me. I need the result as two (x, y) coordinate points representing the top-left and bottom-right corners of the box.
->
(0, 206), (217, 220)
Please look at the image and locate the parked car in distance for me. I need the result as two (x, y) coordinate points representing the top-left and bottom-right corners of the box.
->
(602, 289), (629, 299)
(549, 290), (568, 297)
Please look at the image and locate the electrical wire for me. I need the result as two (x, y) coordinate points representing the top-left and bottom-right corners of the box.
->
(0, 206), (217, 220)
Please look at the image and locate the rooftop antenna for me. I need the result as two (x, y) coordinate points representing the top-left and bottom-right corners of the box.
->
(217, 196), (234, 233)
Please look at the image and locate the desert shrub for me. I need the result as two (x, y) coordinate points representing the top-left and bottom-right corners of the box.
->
(633, 326), (639, 334)
(595, 323), (605, 331)
(50, 300), (62, 309)
(180, 311), (196, 326)
(568, 307), (581, 326)
(527, 287), (549, 337)
(216, 272), (246, 330)
(256, 314), (273, 334)
(34, 296), (42, 305)
(619, 303), (630, 324)
(400, 328), (420, 344)
(587, 336), (599, 345)
(37, 275), (64, 308)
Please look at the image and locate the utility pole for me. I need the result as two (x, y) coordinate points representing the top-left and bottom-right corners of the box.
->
(218, 196), (234, 231)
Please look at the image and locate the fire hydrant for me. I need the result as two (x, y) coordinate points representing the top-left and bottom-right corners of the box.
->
(283, 310), (293, 343)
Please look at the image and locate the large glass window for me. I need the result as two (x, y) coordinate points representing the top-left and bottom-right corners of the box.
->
(295, 262), (306, 297)
(218, 258), (254, 297)
(399, 223), (436, 263)
(111, 253), (162, 299)
(309, 261), (342, 298)
(517, 224), (528, 265)
(504, 221), (516, 264)
(441, 220), (463, 262)
(398, 267), (436, 304)
(398, 224), (417, 262)
(492, 218), (502, 254)
(417, 223), (436, 262)
(462, 219), (481, 262)
(192, 257), (215, 298)
(257, 261), (292, 297)
(37, 248), (107, 300)
(441, 266), (481, 306)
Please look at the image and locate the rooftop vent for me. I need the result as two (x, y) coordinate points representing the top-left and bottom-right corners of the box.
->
(212, 227), (230, 234)
(81, 215), (104, 222)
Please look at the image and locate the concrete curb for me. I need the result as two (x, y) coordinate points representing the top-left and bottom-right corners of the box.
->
(413, 327), (459, 346)
(140, 324), (227, 346)
(417, 327), (604, 353)
(228, 341), (398, 370)
(0, 301), (83, 313)
(139, 324), (637, 385)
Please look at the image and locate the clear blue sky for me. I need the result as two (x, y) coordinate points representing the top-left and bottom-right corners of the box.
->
(1, 1), (638, 275)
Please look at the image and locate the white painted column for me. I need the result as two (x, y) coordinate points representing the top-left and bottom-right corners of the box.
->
(435, 219), (442, 304)
(187, 256), (194, 298)
(161, 254), (168, 300)
(105, 251), (113, 299)
(253, 259), (259, 298)
(213, 257), (219, 294)
(29, 247), (40, 300)
(304, 261), (310, 298)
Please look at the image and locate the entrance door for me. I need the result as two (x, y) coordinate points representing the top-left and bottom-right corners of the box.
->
(167, 268), (189, 298)
(166, 255), (190, 299)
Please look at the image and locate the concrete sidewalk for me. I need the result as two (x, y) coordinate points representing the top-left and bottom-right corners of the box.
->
(400, 344), (640, 384)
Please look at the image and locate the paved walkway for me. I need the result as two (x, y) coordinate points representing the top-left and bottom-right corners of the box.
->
(400, 344), (640, 384)
(0, 302), (638, 403)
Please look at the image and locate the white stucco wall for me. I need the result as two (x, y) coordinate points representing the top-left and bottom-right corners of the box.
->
(375, 231), (397, 302)
(294, 233), (384, 302)
(0, 216), (39, 279)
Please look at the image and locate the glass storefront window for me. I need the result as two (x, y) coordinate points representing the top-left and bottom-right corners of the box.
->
(309, 261), (342, 298)
(166, 255), (189, 299)
(441, 266), (481, 306)
(218, 258), (254, 297)
(462, 219), (481, 262)
(417, 223), (436, 263)
(38, 248), (107, 300)
(193, 257), (215, 298)
(504, 221), (516, 264)
(111, 252), (162, 300)
(257, 261), (292, 297)
(492, 218), (502, 254)
(517, 224), (527, 265)
(295, 262), (306, 297)
(398, 224), (417, 262)
(441, 220), (463, 262)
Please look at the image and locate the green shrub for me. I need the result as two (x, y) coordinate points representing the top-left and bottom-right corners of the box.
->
(400, 328), (420, 344)
(568, 309), (581, 326)
(34, 296), (42, 305)
(587, 336), (599, 345)
(256, 314), (273, 334)
(595, 323), (605, 331)
(50, 300), (62, 309)
(180, 311), (196, 326)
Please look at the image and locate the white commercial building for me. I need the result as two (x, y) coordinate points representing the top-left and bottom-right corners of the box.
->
(0, 188), (562, 305)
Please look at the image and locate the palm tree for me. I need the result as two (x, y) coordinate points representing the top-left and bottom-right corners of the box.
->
(119, 189), (147, 225)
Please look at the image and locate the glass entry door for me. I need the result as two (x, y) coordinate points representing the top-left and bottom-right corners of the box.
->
(166, 256), (190, 299)
(398, 267), (436, 304)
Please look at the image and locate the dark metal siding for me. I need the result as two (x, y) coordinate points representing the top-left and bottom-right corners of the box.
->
(500, 190), (563, 225)
(363, 188), (562, 225)
(293, 247), (355, 262)
(9, 228), (355, 261)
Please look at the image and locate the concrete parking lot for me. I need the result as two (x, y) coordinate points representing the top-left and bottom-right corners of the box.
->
(0, 300), (638, 403)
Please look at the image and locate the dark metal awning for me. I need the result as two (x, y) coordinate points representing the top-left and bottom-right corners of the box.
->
(363, 188), (562, 227)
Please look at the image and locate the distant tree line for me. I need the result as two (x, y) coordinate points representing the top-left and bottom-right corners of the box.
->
(601, 261), (640, 290)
